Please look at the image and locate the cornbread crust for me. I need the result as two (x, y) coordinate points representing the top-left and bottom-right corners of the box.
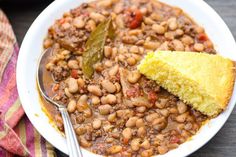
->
(138, 51), (236, 117)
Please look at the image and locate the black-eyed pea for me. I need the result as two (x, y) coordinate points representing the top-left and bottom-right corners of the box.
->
(114, 82), (121, 92)
(108, 112), (116, 122)
(194, 43), (205, 52)
(177, 101), (188, 114)
(90, 12), (105, 22)
(137, 127), (146, 137)
(73, 17), (85, 28)
(159, 109), (169, 117)
(141, 139), (151, 149)
(67, 99), (76, 113)
(122, 128), (132, 141)
(79, 136), (92, 147)
(175, 112), (188, 123)
(127, 71), (141, 84)
(145, 113), (159, 122)
(75, 126), (86, 135)
(157, 145), (168, 155)
(87, 20), (96, 31)
(77, 78), (85, 88)
(172, 39), (184, 51)
(130, 138), (141, 151)
(87, 85), (102, 96)
(98, 104), (112, 115)
(168, 17), (178, 31)
(152, 24), (165, 34)
(181, 35), (194, 45)
(104, 46), (112, 58)
(136, 118), (145, 128)
(141, 149), (153, 157)
(97, 0), (112, 8)
(109, 64), (119, 76)
(136, 106), (146, 113)
(129, 45), (139, 53)
(107, 145), (122, 154)
(77, 95), (88, 112)
(91, 96), (100, 105)
(176, 29), (184, 36)
(67, 78), (79, 93)
(84, 108), (92, 118)
(101, 80), (116, 93)
(143, 41), (160, 50)
(126, 117), (138, 127)
(64, 88), (73, 98)
(43, 38), (53, 49)
(92, 119), (102, 129)
(144, 17), (155, 25)
(127, 57), (136, 66)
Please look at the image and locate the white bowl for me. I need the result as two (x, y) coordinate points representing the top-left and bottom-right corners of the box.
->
(16, 0), (236, 156)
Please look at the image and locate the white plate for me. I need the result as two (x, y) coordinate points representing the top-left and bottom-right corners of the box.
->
(16, 0), (236, 156)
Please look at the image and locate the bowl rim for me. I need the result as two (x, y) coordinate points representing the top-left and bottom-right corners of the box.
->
(16, 0), (236, 156)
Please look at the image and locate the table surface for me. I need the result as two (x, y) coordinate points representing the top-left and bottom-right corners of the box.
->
(1, 0), (236, 157)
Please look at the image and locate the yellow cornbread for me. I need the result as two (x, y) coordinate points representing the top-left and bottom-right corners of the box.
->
(138, 51), (235, 116)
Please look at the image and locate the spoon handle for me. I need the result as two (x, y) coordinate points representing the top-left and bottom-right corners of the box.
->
(59, 107), (83, 157)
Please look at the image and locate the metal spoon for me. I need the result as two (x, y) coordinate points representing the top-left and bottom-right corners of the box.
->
(37, 48), (83, 157)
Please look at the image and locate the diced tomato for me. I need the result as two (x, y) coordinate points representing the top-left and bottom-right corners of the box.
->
(148, 91), (158, 103)
(52, 83), (60, 92)
(126, 86), (140, 98)
(197, 33), (208, 42)
(170, 136), (180, 144)
(71, 69), (79, 79)
(125, 9), (143, 29)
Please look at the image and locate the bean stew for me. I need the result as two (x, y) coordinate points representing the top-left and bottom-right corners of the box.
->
(41, 0), (215, 156)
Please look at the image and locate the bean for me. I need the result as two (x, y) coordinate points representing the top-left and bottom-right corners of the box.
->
(136, 106), (146, 113)
(108, 112), (116, 122)
(144, 17), (155, 25)
(98, 104), (112, 115)
(122, 128), (132, 141)
(87, 85), (102, 96)
(43, 38), (53, 49)
(122, 36), (138, 44)
(129, 45), (139, 54)
(68, 60), (79, 69)
(126, 117), (138, 127)
(141, 149), (153, 157)
(152, 24), (165, 34)
(181, 35), (194, 45)
(61, 22), (70, 30)
(176, 29), (184, 36)
(172, 39), (184, 51)
(97, 0), (112, 8)
(79, 136), (92, 147)
(127, 71), (141, 84)
(73, 17), (85, 28)
(90, 12), (105, 22)
(67, 99), (76, 113)
(114, 82), (121, 92)
(91, 96), (100, 105)
(169, 107), (178, 114)
(194, 43), (204, 52)
(114, 2), (123, 13)
(75, 126), (86, 135)
(143, 41), (160, 50)
(194, 26), (204, 33)
(131, 138), (141, 151)
(87, 20), (96, 31)
(67, 78), (79, 93)
(101, 94), (117, 105)
(109, 64), (119, 76)
(111, 47), (118, 59)
(102, 80), (116, 93)
(159, 109), (169, 117)
(164, 32), (175, 40)
(77, 78), (85, 88)
(104, 60), (113, 68)
(137, 127), (146, 137)
(157, 145), (168, 154)
(128, 29), (142, 36)
(77, 95), (88, 112)
(141, 139), (151, 149)
(107, 145), (122, 154)
(92, 119), (102, 129)
(155, 98), (168, 109)
(136, 119), (145, 128)
(175, 112), (188, 123)
(177, 101), (188, 114)
(64, 88), (73, 98)
(168, 17), (178, 31)
(84, 108), (92, 118)
(104, 46), (112, 58)
(145, 113), (159, 122)
(127, 57), (136, 66)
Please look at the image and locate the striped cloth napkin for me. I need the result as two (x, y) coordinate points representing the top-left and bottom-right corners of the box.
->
(0, 9), (56, 157)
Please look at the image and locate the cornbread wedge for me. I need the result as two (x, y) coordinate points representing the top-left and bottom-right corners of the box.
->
(138, 51), (235, 116)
